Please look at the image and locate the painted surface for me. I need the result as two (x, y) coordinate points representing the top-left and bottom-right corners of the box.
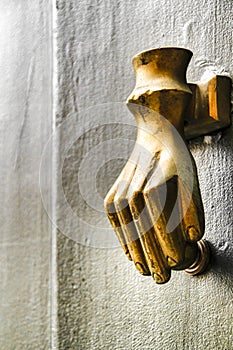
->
(0, 1), (52, 349)
(0, 0), (232, 349)
(56, 0), (232, 349)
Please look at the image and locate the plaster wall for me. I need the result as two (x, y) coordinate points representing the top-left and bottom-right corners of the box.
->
(0, 1), (52, 349)
(56, 0), (233, 349)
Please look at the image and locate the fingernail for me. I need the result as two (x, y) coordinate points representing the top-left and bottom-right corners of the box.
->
(135, 262), (150, 275)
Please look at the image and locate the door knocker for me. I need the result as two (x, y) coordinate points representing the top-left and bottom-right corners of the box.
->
(104, 47), (231, 284)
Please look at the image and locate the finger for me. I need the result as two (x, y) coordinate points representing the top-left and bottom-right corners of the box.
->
(126, 150), (170, 282)
(130, 191), (171, 284)
(144, 177), (186, 268)
(112, 154), (151, 275)
(178, 177), (204, 242)
(104, 157), (139, 261)
(115, 197), (150, 275)
(105, 195), (132, 260)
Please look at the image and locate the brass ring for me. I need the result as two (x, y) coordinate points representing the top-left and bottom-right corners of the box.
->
(185, 240), (211, 276)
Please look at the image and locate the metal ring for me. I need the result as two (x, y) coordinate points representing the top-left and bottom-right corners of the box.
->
(185, 240), (210, 276)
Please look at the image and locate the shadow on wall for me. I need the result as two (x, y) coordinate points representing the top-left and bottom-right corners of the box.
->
(189, 121), (233, 285)
(208, 241), (233, 278)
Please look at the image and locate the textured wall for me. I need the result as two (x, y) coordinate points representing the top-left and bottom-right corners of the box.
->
(55, 0), (233, 349)
(2, 1), (231, 349)
(0, 1), (52, 349)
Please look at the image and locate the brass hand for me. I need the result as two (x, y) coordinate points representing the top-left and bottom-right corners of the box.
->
(105, 48), (207, 284)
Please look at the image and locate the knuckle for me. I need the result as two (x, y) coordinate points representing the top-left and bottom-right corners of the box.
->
(143, 185), (155, 199)
(114, 193), (128, 211)
(129, 190), (145, 219)
(104, 190), (115, 212)
(114, 186), (130, 209)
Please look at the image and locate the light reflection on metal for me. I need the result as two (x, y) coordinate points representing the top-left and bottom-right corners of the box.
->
(104, 47), (231, 284)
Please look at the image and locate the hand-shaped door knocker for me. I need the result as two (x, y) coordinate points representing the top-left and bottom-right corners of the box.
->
(104, 47), (211, 284)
